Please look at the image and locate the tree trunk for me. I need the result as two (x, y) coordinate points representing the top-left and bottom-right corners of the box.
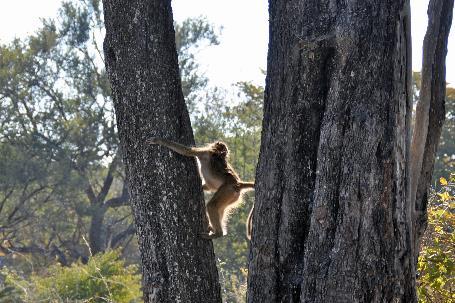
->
(248, 1), (415, 302)
(88, 205), (106, 255)
(102, 1), (221, 302)
(411, 0), (454, 260)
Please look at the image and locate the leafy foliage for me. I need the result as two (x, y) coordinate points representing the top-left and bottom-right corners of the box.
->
(417, 173), (455, 303)
(0, 0), (220, 267)
(0, 0), (125, 264)
(218, 260), (248, 303)
(2, 250), (141, 302)
(175, 17), (220, 111)
(413, 72), (455, 302)
(1, 0), (251, 300)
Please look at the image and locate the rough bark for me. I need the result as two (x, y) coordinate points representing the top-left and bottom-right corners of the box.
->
(411, 0), (454, 258)
(102, 1), (221, 302)
(248, 1), (415, 302)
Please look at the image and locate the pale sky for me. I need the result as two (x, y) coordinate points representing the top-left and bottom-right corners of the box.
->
(0, 0), (454, 88)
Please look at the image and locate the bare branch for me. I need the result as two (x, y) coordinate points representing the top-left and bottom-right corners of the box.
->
(411, 0), (454, 249)
(104, 181), (129, 208)
(110, 224), (135, 249)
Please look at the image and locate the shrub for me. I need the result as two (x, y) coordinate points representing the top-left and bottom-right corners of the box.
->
(417, 174), (455, 303)
(3, 250), (142, 302)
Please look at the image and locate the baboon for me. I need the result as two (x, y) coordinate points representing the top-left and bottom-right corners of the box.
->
(147, 138), (254, 239)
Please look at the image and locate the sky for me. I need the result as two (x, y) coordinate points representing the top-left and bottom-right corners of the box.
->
(0, 0), (454, 89)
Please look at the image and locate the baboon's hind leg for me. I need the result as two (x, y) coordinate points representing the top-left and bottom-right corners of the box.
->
(201, 183), (240, 239)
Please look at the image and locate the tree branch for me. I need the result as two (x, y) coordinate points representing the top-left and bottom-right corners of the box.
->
(110, 224), (135, 249)
(104, 181), (129, 208)
(411, 0), (454, 253)
(97, 155), (119, 204)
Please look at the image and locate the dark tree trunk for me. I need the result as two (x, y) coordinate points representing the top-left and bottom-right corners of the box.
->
(88, 205), (106, 255)
(248, 1), (416, 302)
(411, 0), (454, 259)
(86, 157), (128, 255)
(102, 1), (221, 302)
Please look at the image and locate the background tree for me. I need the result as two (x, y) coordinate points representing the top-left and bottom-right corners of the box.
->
(0, 0), (257, 300)
(1, 0), (258, 299)
(0, 1), (123, 262)
(175, 17), (220, 112)
(0, 0), (218, 267)
(102, 0), (221, 301)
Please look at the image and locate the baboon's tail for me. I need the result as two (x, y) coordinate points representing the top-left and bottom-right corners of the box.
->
(239, 181), (255, 240)
(246, 206), (254, 240)
(239, 181), (255, 191)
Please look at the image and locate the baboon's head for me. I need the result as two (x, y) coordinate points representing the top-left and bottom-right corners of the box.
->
(212, 141), (229, 158)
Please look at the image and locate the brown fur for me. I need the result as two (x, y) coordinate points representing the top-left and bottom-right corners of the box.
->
(147, 138), (255, 239)
(246, 205), (254, 240)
